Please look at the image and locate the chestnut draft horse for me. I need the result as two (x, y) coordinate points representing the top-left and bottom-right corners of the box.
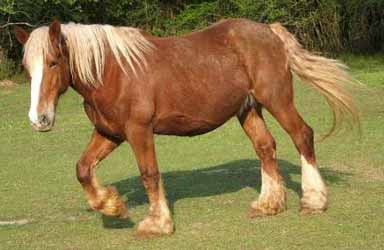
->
(15, 19), (358, 236)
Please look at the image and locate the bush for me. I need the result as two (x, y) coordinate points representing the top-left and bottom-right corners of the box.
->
(0, 48), (17, 80)
(0, 0), (383, 69)
(339, 0), (384, 52)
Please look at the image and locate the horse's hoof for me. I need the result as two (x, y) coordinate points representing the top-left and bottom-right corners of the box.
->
(135, 216), (174, 238)
(117, 208), (129, 219)
(249, 207), (268, 218)
(300, 199), (327, 215)
(299, 206), (326, 215)
(249, 204), (285, 218)
(92, 186), (129, 218)
(249, 193), (286, 218)
(300, 190), (327, 215)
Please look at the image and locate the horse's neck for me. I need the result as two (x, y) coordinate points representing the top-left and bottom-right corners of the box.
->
(69, 51), (118, 103)
(70, 78), (95, 104)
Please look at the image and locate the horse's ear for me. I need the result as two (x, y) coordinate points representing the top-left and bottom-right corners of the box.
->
(49, 19), (61, 47)
(14, 26), (29, 45)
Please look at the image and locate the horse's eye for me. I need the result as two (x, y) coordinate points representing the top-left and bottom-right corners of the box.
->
(49, 61), (58, 68)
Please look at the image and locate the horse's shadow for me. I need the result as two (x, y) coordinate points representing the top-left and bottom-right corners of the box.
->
(101, 159), (351, 229)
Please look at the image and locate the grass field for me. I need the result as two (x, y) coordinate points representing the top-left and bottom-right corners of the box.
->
(0, 55), (383, 250)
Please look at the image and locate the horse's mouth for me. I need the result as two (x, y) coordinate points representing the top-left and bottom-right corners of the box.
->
(31, 122), (53, 132)
(30, 113), (55, 132)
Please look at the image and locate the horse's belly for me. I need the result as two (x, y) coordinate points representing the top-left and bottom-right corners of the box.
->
(153, 111), (229, 136)
(153, 87), (248, 136)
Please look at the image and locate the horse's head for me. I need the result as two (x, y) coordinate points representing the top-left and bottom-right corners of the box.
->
(15, 20), (71, 132)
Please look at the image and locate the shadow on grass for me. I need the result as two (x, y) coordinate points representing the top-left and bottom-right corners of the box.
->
(102, 159), (351, 229)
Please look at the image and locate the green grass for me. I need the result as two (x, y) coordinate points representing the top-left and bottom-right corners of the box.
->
(0, 55), (383, 250)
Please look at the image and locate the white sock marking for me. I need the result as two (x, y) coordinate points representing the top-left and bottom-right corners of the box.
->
(260, 168), (273, 198)
(300, 155), (326, 193)
(259, 168), (283, 200)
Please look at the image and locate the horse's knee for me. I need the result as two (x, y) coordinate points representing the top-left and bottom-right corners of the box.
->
(76, 159), (92, 185)
(140, 169), (160, 190)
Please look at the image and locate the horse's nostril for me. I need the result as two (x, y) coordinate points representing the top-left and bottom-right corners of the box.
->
(38, 114), (50, 126)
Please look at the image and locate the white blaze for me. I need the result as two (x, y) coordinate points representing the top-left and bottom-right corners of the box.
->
(28, 56), (44, 124)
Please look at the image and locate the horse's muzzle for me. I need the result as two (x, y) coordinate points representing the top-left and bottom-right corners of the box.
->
(31, 114), (53, 132)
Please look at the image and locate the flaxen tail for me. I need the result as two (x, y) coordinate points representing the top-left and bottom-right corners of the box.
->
(269, 23), (360, 139)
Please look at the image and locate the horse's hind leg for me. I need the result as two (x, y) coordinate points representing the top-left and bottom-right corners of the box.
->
(76, 129), (128, 218)
(255, 71), (328, 214)
(269, 102), (327, 214)
(238, 103), (286, 217)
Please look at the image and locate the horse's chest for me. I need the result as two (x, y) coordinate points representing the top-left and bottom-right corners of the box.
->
(83, 102), (123, 138)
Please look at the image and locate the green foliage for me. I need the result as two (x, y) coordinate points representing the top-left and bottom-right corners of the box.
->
(160, 2), (218, 35)
(0, 0), (383, 75)
(0, 50), (16, 79)
(339, 0), (384, 52)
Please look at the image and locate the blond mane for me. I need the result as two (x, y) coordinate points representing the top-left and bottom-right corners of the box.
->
(23, 23), (154, 86)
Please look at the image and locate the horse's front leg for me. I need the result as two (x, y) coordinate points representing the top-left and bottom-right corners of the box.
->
(76, 129), (128, 218)
(126, 123), (173, 237)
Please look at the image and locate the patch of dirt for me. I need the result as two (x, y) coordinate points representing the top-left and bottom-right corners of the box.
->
(0, 79), (17, 87)
(0, 219), (31, 226)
